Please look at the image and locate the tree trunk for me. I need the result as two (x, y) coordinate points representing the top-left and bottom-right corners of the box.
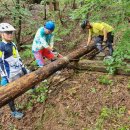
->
(83, 45), (107, 60)
(49, 2), (54, 11)
(43, 2), (47, 20)
(53, 0), (59, 11)
(72, 0), (77, 9)
(0, 44), (96, 107)
(15, 0), (22, 50)
(69, 59), (130, 76)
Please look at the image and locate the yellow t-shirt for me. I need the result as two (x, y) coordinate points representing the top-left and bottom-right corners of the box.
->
(89, 22), (114, 36)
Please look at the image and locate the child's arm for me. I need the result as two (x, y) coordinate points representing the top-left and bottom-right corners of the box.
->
(49, 35), (54, 49)
(39, 28), (53, 50)
(0, 50), (8, 78)
(13, 43), (28, 74)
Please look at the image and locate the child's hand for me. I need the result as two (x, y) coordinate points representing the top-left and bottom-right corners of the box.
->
(47, 46), (53, 51)
(1, 77), (8, 86)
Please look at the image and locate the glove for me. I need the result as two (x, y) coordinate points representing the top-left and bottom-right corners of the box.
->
(1, 76), (8, 86)
(22, 67), (28, 75)
(52, 50), (59, 57)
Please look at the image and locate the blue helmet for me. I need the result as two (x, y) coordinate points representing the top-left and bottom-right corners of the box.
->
(44, 21), (55, 31)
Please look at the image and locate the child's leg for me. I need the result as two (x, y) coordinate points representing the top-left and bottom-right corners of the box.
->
(5, 73), (25, 119)
(106, 42), (113, 56)
(107, 32), (114, 56)
(94, 36), (103, 52)
(33, 51), (45, 67)
(8, 100), (16, 112)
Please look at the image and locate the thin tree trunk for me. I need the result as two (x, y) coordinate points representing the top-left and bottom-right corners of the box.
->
(15, 0), (22, 50)
(72, 0), (77, 9)
(44, 2), (47, 20)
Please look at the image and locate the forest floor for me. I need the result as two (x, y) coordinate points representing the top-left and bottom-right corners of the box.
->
(0, 4), (130, 130)
(0, 70), (130, 130)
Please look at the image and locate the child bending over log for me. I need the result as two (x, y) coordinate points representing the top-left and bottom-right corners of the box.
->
(81, 19), (114, 56)
(32, 21), (63, 67)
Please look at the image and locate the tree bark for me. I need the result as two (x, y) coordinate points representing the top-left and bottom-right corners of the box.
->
(69, 59), (130, 76)
(83, 45), (107, 60)
(43, 2), (47, 20)
(0, 44), (96, 107)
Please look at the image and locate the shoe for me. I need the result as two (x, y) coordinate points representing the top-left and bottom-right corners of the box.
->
(11, 111), (24, 119)
(42, 79), (48, 83)
(104, 56), (113, 60)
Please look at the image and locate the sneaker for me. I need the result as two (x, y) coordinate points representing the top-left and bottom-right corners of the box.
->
(11, 111), (24, 119)
(104, 56), (113, 60)
(42, 79), (48, 83)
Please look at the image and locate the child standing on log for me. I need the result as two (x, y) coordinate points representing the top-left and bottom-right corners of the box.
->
(0, 23), (28, 119)
(32, 20), (63, 67)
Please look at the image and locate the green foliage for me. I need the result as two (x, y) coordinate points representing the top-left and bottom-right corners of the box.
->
(63, 41), (75, 50)
(0, 0), (37, 48)
(98, 75), (113, 85)
(104, 27), (130, 74)
(35, 84), (48, 103)
(95, 106), (127, 130)
(25, 101), (34, 109)
(8, 123), (17, 130)
(100, 107), (111, 119)
(1, 0), (33, 24)
(0, 124), (2, 129)
(117, 106), (126, 117)
(95, 107), (112, 129)
(127, 81), (130, 89)
(90, 87), (97, 93)
(27, 82), (48, 107)
(118, 126), (130, 130)
(20, 48), (33, 60)
(69, 0), (130, 31)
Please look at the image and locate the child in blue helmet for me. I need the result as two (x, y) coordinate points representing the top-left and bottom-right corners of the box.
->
(32, 21), (63, 67)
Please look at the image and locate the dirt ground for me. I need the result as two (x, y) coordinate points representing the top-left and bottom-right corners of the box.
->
(0, 4), (130, 130)
(0, 69), (130, 130)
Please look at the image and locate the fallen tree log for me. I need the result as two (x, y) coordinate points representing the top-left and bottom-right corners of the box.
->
(0, 44), (96, 107)
(82, 45), (107, 60)
(69, 59), (130, 76)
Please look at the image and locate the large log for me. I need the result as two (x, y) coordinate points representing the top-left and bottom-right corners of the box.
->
(82, 45), (107, 60)
(0, 44), (96, 107)
(70, 59), (130, 76)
